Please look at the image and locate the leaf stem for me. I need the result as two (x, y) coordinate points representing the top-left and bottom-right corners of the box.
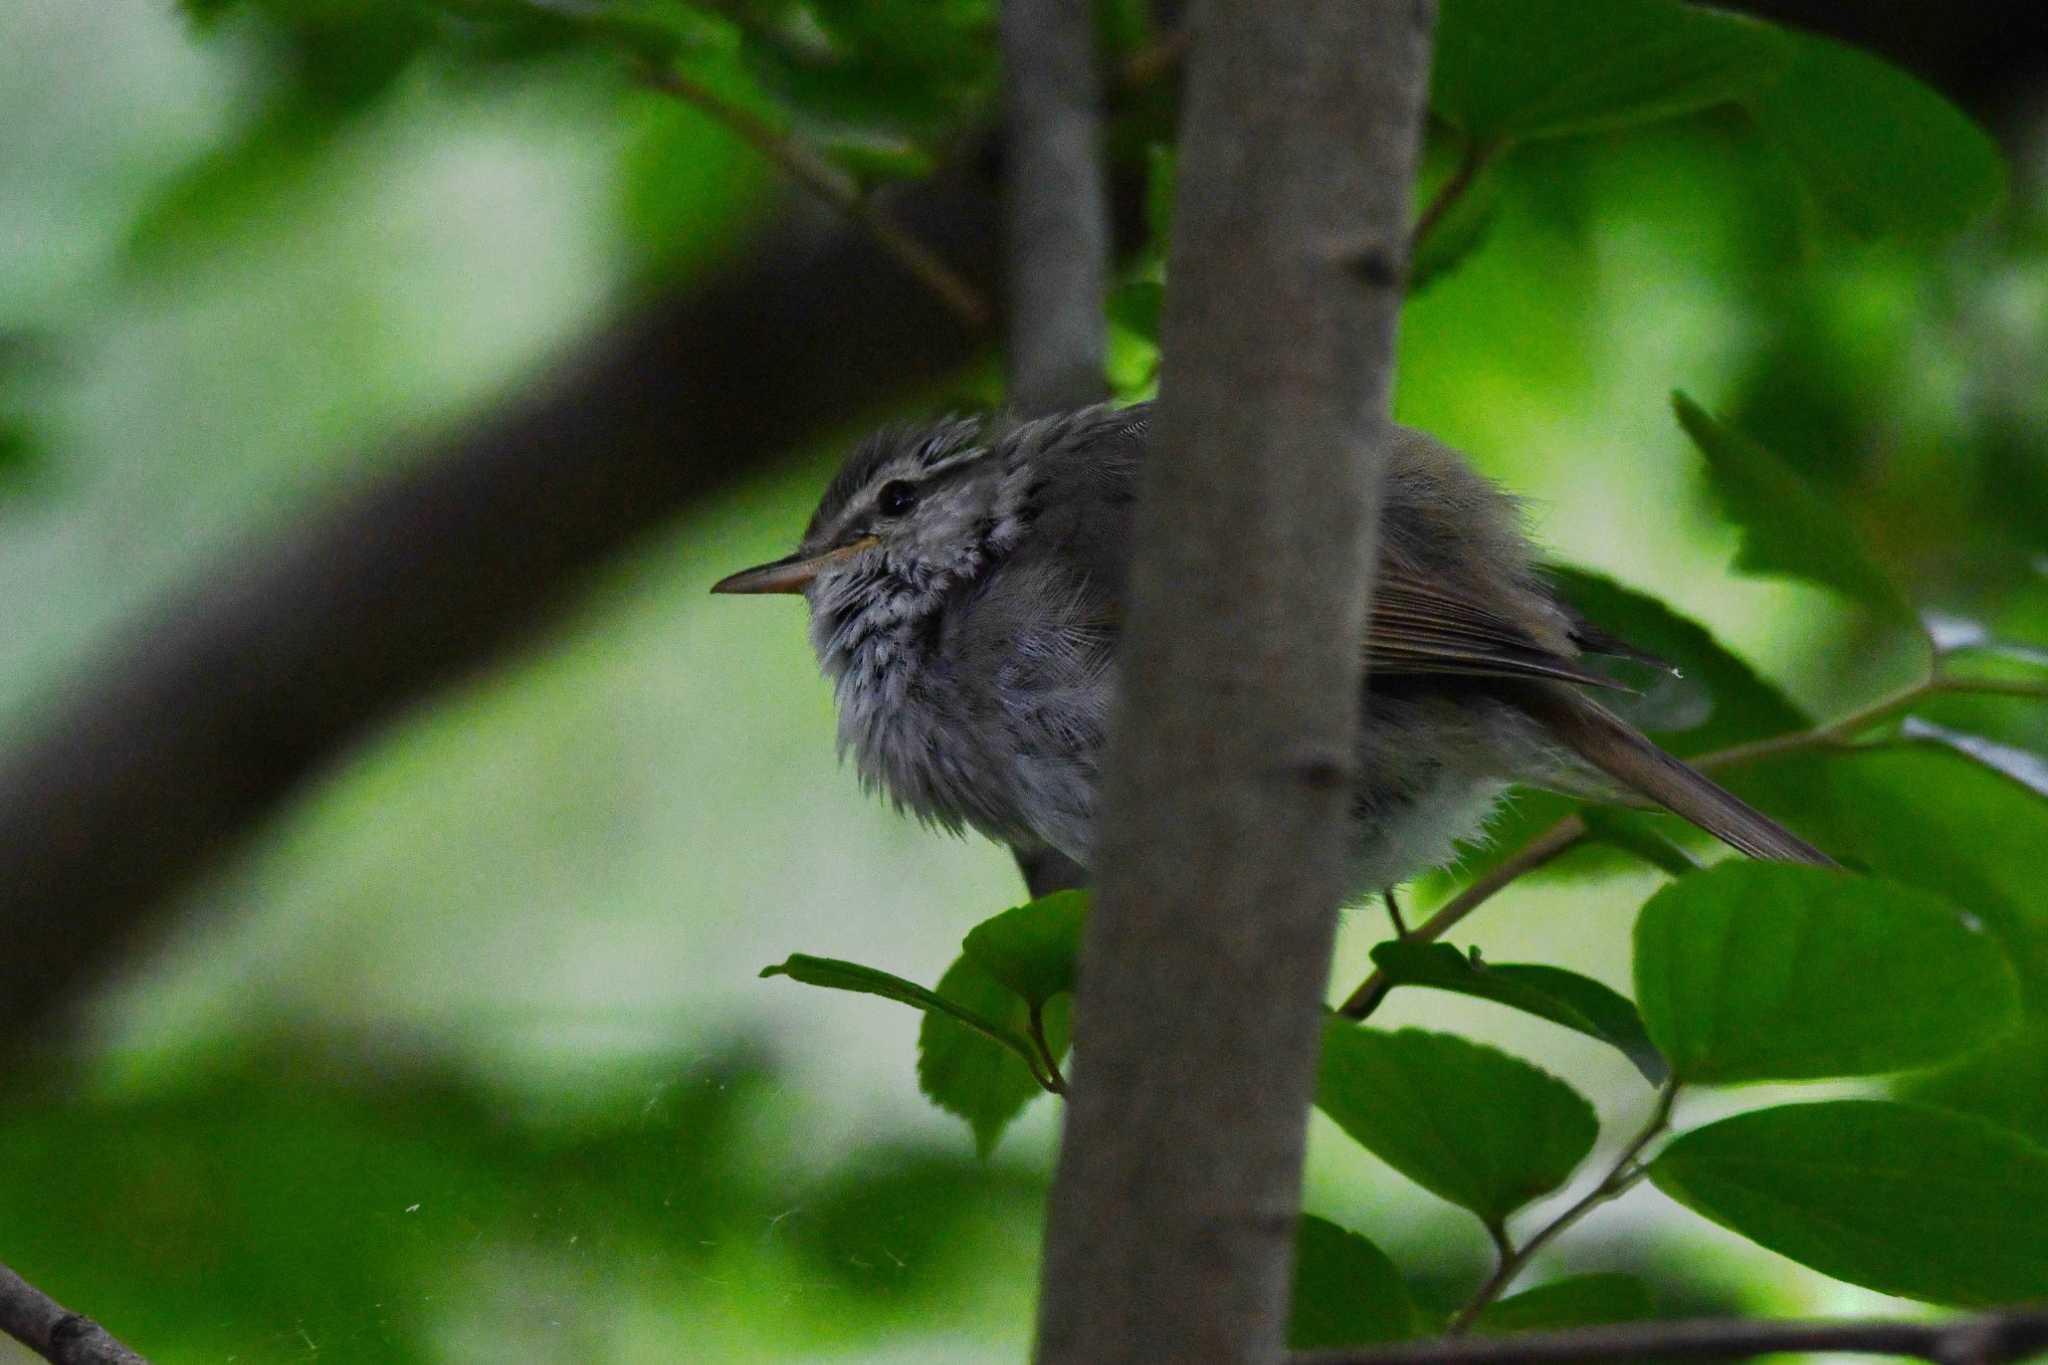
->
(635, 64), (991, 329)
(1446, 1082), (1680, 1335)
(1411, 137), (1498, 254)
(1029, 1000), (1069, 1095)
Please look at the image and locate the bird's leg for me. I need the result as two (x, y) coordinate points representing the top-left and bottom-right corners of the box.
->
(1382, 886), (1409, 938)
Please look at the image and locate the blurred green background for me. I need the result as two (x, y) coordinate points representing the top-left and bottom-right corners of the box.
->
(4, 1), (2047, 1360)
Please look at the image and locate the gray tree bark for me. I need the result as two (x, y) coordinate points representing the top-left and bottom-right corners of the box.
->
(1000, 0), (1113, 900)
(1001, 0), (1113, 416)
(1032, 2), (1436, 1362)
(0, 1260), (148, 1365)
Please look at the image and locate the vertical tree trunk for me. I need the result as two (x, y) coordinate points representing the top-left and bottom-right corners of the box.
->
(1001, 0), (1112, 899)
(1033, 3), (1436, 1362)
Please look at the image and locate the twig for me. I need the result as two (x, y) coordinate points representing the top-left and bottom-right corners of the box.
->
(0, 1261), (149, 1365)
(1338, 816), (1586, 1018)
(1290, 1304), (2048, 1365)
(1382, 887), (1409, 939)
(1410, 137), (1497, 253)
(1028, 999), (1069, 1095)
(1447, 1082), (1680, 1334)
(1335, 671), (2048, 1019)
(636, 65), (991, 329)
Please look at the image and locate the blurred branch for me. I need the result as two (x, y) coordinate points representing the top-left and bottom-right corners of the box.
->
(0, 1261), (148, 1365)
(636, 64), (991, 328)
(1339, 668), (2048, 1019)
(1000, 0), (1112, 414)
(1291, 1305), (2048, 1365)
(0, 145), (1148, 1048)
(998, 0), (1111, 898)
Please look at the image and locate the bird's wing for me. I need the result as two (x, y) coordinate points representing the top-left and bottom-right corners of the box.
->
(1366, 569), (1626, 691)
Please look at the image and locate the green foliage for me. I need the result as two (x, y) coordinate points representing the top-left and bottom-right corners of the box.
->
(1674, 392), (1909, 618)
(1650, 1101), (2048, 1305)
(1432, 0), (1789, 145)
(764, 893), (1087, 1154)
(1900, 717), (2048, 802)
(1368, 941), (1666, 1083)
(761, 951), (1046, 1071)
(1315, 1023), (1598, 1227)
(1633, 863), (2020, 1084)
(29, 0), (2048, 1349)
(1546, 566), (1812, 755)
(1288, 1216), (1420, 1350)
(960, 889), (1087, 1007)
(918, 957), (1072, 1158)
(1470, 1273), (1654, 1335)
(1748, 31), (2005, 242)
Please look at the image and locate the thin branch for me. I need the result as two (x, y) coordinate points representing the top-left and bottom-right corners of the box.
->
(1028, 1000), (1069, 1095)
(1447, 1082), (1679, 1334)
(637, 64), (992, 329)
(1410, 137), (1497, 253)
(1336, 670), (2048, 1018)
(0, 1261), (149, 1365)
(1337, 816), (1586, 1019)
(1291, 1305), (2048, 1365)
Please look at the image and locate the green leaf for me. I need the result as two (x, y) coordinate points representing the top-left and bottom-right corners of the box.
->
(1288, 1215), (1420, 1349)
(1470, 1273), (1654, 1335)
(1749, 31), (2004, 243)
(1432, 0), (1789, 145)
(1901, 717), (2048, 803)
(1368, 942), (1667, 1084)
(1579, 808), (1700, 878)
(1650, 1100), (2048, 1305)
(916, 956), (1069, 1157)
(1546, 566), (1812, 754)
(1674, 393), (1908, 618)
(760, 953), (1042, 1074)
(1632, 863), (2020, 1084)
(1907, 1023), (2048, 1151)
(1445, 569), (1819, 887)
(960, 891), (1088, 1008)
(1315, 1023), (1598, 1226)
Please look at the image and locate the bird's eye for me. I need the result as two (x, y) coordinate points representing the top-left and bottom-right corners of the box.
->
(877, 480), (919, 517)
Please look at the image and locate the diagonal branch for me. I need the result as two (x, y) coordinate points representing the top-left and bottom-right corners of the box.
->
(1290, 1305), (2048, 1365)
(636, 63), (992, 328)
(1338, 670), (2048, 1018)
(0, 1261), (148, 1365)
(0, 149), (1148, 1049)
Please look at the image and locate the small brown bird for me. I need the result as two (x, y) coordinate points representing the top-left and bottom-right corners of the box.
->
(714, 402), (1833, 889)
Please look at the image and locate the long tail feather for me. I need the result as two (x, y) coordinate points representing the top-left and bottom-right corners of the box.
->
(1520, 687), (1837, 867)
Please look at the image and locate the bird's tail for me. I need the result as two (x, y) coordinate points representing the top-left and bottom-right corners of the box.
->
(1520, 686), (1837, 867)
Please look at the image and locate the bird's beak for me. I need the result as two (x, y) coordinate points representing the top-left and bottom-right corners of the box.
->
(710, 536), (879, 595)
